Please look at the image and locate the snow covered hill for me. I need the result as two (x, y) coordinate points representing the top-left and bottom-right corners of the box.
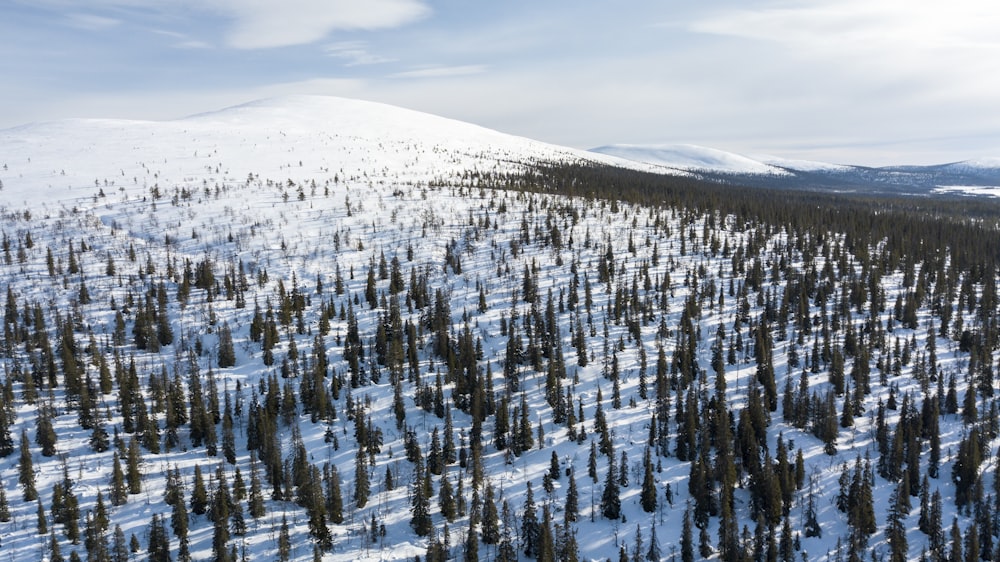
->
(0, 94), (669, 212)
(0, 95), (998, 562)
(589, 143), (790, 176)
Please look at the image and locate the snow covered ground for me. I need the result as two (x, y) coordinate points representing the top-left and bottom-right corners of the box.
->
(0, 95), (994, 562)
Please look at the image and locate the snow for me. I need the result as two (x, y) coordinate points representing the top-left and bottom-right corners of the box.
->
(754, 155), (854, 172)
(589, 143), (792, 175)
(932, 185), (1000, 197)
(0, 94), (993, 562)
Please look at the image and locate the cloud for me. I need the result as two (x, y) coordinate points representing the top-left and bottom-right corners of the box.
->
(203, 0), (430, 49)
(390, 65), (486, 79)
(64, 13), (121, 30)
(690, 0), (1000, 68)
(151, 28), (213, 49)
(325, 41), (394, 66)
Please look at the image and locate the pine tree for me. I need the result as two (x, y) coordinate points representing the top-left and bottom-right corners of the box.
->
(111, 525), (127, 562)
(481, 484), (500, 545)
(148, 513), (170, 562)
(410, 465), (432, 537)
(222, 393), (236, 464)
(886, 483), (909, 562)
(324, 463), (344, 524)
(0, 485), (9, 522)
(464, 526), (480, 562)
(109, 452), (127, 506)
(125, 437), (142, 494)
(354, 446), (369, 509)
(521, 482), (540, 558)
(217, 322), (236, 368)
(248, 460), (266, 519)
(18, 429), (37, 500)
(600, 451), (621, 520)
(439, 473), (457, 522)
(497, 499), (517, 562)
(36, 498), (47, 534)
(191, 464), (208, 515)
(35, 402), (57, 456)
(565, 468), (579, 522)
(640, 447), (656, 513)
(681, 503), (694, 562)
(278, 515), (291, 561)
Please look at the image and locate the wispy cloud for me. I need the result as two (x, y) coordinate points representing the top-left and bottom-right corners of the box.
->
(151, 28), (213, 50)
(690, 1), (1000, 62)
(325, 41), (394, 66)
(391, 65), (486, 79)
(203, 0), (430, 49)
(64, 13), (121, 30)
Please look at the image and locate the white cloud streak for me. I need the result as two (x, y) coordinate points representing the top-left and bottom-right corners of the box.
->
(390, 65), (486, 79)
(64, 13), (121, 30)
(325, 41), (394, 66)
(203, 0), (430, 49)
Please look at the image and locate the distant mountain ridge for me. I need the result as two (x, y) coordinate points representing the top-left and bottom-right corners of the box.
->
(591, 143), (1000, 197)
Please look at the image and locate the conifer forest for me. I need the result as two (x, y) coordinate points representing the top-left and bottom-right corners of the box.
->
(1, 97), (1000, 561)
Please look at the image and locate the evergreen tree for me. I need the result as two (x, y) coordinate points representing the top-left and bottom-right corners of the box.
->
(565, 468), (579, 522)
(191, 465), (208, 515)
(111, 525), (128, 562)
(248, 460), (266, 519)
(481, 484), (500, 545)
(681, 503), (694, 562)
(18, 429), (37, 500)
(600, 451), (621, 520)
(354, 446), (369, 509)
(640, 447), (656, 513)
(439, 473), (457, 522)
(147, 513), (171, 562)
(125, 437), (142, 494)
(464, 526), (480, 562)
(278, 515), (291, 561)
(521, 482), (540, 558)
(109, 452), (127, 506)
(410, 465), (432, 537)
(217, 323), (236, 368)
(886, 483), (909, 562)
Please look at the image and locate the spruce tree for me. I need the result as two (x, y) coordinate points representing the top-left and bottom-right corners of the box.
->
(521, 482), (540, 558)
(481, 483), (500, 545)
(19, 429), (38, 500)
(109, 452), (127, 506)
(217, 322), (236, 368)
(354, 446), (369, 509)
(125, 437), (142, 494)
(681, 503), (694, 562)
(410, 465), (432, 537)
(278, 515), (291, 561)
(640, 447), (656, 513)
(191, 465), (208, 515)
(600, 451), (621, 520)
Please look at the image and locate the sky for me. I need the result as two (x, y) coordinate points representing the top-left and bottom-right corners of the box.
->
(2, 0), (1000, 166)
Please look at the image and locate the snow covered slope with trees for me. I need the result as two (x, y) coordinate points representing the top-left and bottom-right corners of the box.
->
(0, 95), (999, 562)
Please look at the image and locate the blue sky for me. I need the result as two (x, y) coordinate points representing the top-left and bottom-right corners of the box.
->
(3, 0), (1000, 166)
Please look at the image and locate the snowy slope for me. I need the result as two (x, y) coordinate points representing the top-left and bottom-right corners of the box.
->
(0, 95), (671, 211)
(0, 95), (996, 562)
(590, 143), (792, 175)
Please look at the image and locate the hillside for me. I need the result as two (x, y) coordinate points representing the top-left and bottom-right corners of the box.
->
(1, 96), (1000, 562)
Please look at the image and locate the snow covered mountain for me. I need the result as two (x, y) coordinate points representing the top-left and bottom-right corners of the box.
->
(591, 143), (1000, 197)
(589, 143), (791, 176)
(0, 95), (999, 562)
(0, 95), (668, 211)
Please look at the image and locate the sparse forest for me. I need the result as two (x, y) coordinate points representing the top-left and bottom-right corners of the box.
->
(1, 97), (1000, 561)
